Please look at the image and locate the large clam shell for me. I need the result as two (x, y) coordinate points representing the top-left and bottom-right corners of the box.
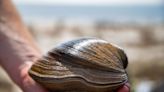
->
(29, 38), (128, 92)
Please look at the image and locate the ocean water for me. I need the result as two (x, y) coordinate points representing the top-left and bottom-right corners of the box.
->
(16, 5), (164, 23)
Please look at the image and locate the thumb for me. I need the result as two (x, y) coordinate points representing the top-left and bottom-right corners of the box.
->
(117, 83), (130, 92)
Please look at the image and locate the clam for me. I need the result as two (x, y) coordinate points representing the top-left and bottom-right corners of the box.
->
(29, 38), (128, 92)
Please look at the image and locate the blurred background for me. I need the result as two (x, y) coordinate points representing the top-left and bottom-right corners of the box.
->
(0, 0), (164, 92)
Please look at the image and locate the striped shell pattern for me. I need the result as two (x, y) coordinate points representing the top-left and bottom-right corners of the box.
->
(29, 38), (128, 92)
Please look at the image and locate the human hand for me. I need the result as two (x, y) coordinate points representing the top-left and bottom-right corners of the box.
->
(20, 62), (48, 92)
(116, 83), (130, 92)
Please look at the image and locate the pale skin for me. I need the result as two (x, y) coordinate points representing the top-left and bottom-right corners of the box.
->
(0, 0), (129, 92)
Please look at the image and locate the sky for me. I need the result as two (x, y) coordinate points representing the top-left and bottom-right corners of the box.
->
(13, 0), (163, 5)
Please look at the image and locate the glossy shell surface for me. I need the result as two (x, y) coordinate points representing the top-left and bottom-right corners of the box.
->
(29, 38), (128, 92)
